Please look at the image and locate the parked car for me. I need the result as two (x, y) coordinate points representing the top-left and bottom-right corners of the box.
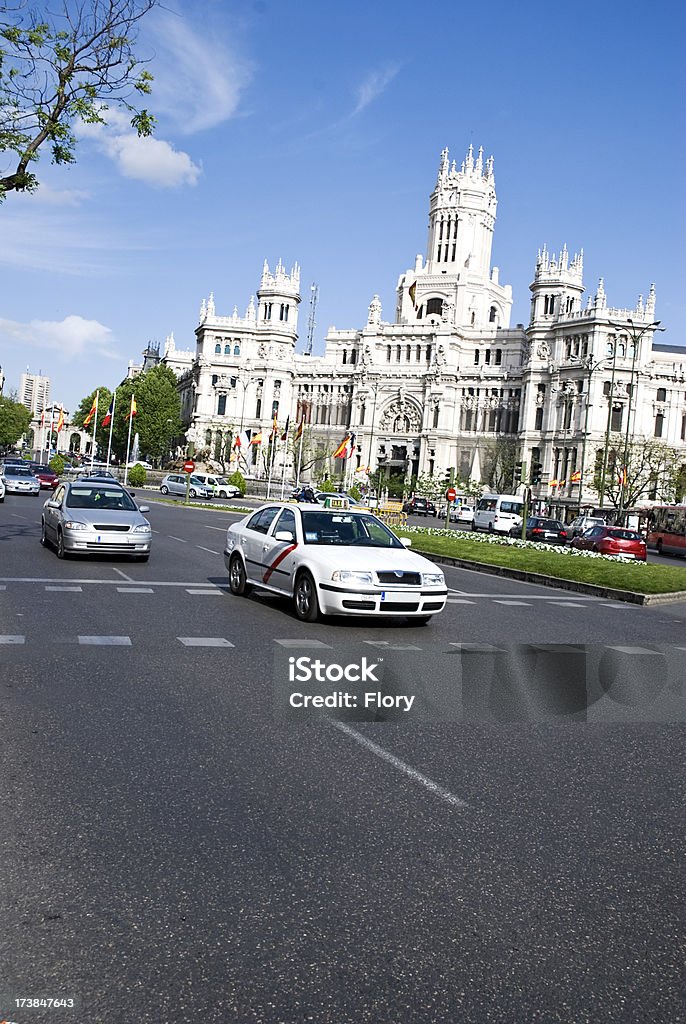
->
(566, 514), (607, 540)
(126, 460), (153, 469)
(192, 473), (241, 499)
(509, 516), (568, 544)
(225, 501), (448, 623)
(314, 491), (364, 507)
(0, 476), (5, 502)
(160, 473), (214, 500)
(41, 480), (151, 560)
(437, 502), (475, 524)
(1, 464), (40, 495)
(29, 464), (59, 489)
(570, 525), (647, 560)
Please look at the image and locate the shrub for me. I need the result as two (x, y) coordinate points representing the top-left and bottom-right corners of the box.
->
(227, 470), (246, 496)
(49, 454), (65, 475)
(128, 464), (147, 487)
(317, 478), (336, 492)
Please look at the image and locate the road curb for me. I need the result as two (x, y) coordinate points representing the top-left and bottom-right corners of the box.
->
(415, 551), (686, 606)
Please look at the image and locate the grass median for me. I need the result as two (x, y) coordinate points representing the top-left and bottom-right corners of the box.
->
(398, 527), (686, 596)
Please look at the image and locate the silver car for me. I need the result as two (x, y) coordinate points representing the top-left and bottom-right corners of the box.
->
(41, 481), (152, 561)
(160, 473), (214, 500)
(2, 464), (41, 495)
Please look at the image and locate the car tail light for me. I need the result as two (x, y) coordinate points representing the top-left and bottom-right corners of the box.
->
(531, 528), (543, 534)
(560, 530), (567, 538)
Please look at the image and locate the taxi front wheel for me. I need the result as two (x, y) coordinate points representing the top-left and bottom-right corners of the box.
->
(229, 554), (252, 596)
(294, 571), (320, 622)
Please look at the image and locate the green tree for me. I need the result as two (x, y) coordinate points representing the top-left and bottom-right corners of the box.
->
(227, 469), (245, 496)
(109, 365), (182, 464)
(49, 452), (65, 474)
(127, 462), (146, 486)
(481, 437), (518, 492)
(593, 436), (681, 510)
(0, 393), (31, 448)
(0, 0), (157, 200)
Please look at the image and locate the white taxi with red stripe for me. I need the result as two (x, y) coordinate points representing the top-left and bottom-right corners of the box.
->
(224, 499), (448, 623)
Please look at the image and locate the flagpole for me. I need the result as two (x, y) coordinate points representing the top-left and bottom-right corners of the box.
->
(266, 431), (276, 499)
(124, 395), (134, 486)
(296, 424), (305, 487)
(280, 431), (289, 498)
(105, 391), (117, 471)
(89, 391), (99, 471)
(46, 405), (55, 463)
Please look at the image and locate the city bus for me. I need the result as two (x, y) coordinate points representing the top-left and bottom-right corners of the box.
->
(646, 504), (686, 557)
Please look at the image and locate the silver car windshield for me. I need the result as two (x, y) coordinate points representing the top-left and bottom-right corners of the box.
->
(300, 512), (403, 548)
(66, 487), (137, 511)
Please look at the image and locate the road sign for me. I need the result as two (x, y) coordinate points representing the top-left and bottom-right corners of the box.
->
(446, 486), (457, 503)
(183, 459), (195, 474)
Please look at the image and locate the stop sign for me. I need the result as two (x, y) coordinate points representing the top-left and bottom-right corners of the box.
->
(446, 486), (457, 502)
(183, 459), (195, 474)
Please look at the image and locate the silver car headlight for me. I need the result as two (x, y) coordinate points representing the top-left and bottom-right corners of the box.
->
(64, 520), (88, 531)
(133, 523), (151, 533)
(422, 572), (445, 586)
(331, 570), (374, 584)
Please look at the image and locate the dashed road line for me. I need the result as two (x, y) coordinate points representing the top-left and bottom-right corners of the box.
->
(0, 635), (25, 644)
(78, 635), (132, 646)
(196, 545), (220, 555)
(177, 637), (235, 647)
(116, 587), (154, 594)
(547, 601), (588, 607)
(274, 639), (333, 649)
(169, 535), (187, 543)
(446, 598), (475, 604)
(493, 599), (531, 606)
(185, 588), (223, 595)
(202, 525), (226, 532)
(45, 585), (83, 592)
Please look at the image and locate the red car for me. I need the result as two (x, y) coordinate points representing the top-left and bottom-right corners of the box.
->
(30, 464), (59, 489)
(571, 525), (647, 561)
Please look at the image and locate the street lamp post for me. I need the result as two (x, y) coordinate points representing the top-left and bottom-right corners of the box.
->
(607, 318), (664, 522)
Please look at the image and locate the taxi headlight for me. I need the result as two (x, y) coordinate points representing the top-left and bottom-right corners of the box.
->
(422, 572), (445, 586)
(64, 520), (88, 530)
(331, 570), (374, 585)
(133, 523), (151, 533)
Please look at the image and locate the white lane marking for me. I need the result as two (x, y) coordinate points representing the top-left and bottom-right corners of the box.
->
(0, 585), (6, 590)
(449, 643), (506, 651)
(169, 535), (187, 543)
(442, 590), (599, 600)
(0, 635), (25, 644)
(274, 639), (333, 648)
(116, 587), (154, 594)
(447, 598), (475, 604)
(177, 637), (235, 647)
(332, 721), (468, 809)
(606, 646), (659, 654)
(45, 585), (83, 592)
(185, 588), (223, 595)
(78, 635), (132, 645)
(493, 600), (531, 606)
(547, 601), (587, 607)
(364, 640), (422, 650)
(202, 525), (226, 532)
(602, 603), (635, 609)
(10, 513), (28, 519)
(0, 577), (230, 588)
(196, 545), (219, 555)
(113, 568), (134, 582)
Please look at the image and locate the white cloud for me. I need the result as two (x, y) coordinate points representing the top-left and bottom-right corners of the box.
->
(351, 64), (401, 117)
(0, 315), (119, 361)
(78, 107), (201, 188)
(146, 11), (252, 134)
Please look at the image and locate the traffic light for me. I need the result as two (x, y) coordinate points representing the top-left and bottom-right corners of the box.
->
(443, 467), (455, 487)
(514, 461), (523, 484)
(531, 461), (543, 485)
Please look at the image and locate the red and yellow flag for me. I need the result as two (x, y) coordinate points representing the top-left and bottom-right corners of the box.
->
(409, 281), (417, 308)
(56, 405), (65, 432)
(126, 395), (137, 419)
(83, 395), (98, 427)
(294, 420), (304, 442)
(333, 434), (351, 459)
(250, 430), (263, 446)
(570, 469), (581, 483)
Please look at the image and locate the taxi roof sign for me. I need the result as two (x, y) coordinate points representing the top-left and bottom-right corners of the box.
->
(323, 496), (349, 509)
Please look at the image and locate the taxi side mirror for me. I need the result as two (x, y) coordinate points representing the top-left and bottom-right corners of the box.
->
(274, 530), (294, 542)
(400, 537), (412, 547)
(138, 505), (150, 513)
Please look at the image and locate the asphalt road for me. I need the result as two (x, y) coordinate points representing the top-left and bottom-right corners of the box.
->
(1, 493), (684, 1023)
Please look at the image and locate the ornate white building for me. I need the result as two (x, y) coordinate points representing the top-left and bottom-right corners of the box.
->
(164, 144), (686, 512)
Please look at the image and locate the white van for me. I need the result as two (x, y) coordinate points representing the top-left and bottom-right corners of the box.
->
(191, 473), (241, 499)
(473, 493), (524, 533)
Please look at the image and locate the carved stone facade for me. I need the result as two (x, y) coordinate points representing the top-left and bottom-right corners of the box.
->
(162, 145), (685, 507)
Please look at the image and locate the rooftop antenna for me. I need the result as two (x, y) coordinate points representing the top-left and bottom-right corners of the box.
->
(306, 283), (318, 355)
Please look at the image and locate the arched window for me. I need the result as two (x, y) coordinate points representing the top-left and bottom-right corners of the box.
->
(205, 430), (212, 446)
(607, 339), (615, 356)
(489, 306), (497, 323)
(470, 311), (476, 326)
(657, 388), (667, 402)
(386, 346), (391, 362)
(211, 374), (218, 386)
(619, 341), (626, 357)
(224, 343), (231, 355)
(234, 344), (241, 356)
(215, 342), (221, 354)
(342, 350), (347, 364)
(495, 349), (502, 365)
(654, 413), (664, 438)
(433, 406), (439, 428)
(426, 297), (443, 317)
(264, 302), (272, 320)
(474, 350), (480, 365)
(350, 349), (357, 364)
(217, 394), (226, 416)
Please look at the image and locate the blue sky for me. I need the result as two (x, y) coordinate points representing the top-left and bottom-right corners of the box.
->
(1, 0), (684, 414)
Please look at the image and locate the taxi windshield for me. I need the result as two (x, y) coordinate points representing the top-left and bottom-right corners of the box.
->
(300, 511), (403, 548)
(66, 487), (137, 511)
